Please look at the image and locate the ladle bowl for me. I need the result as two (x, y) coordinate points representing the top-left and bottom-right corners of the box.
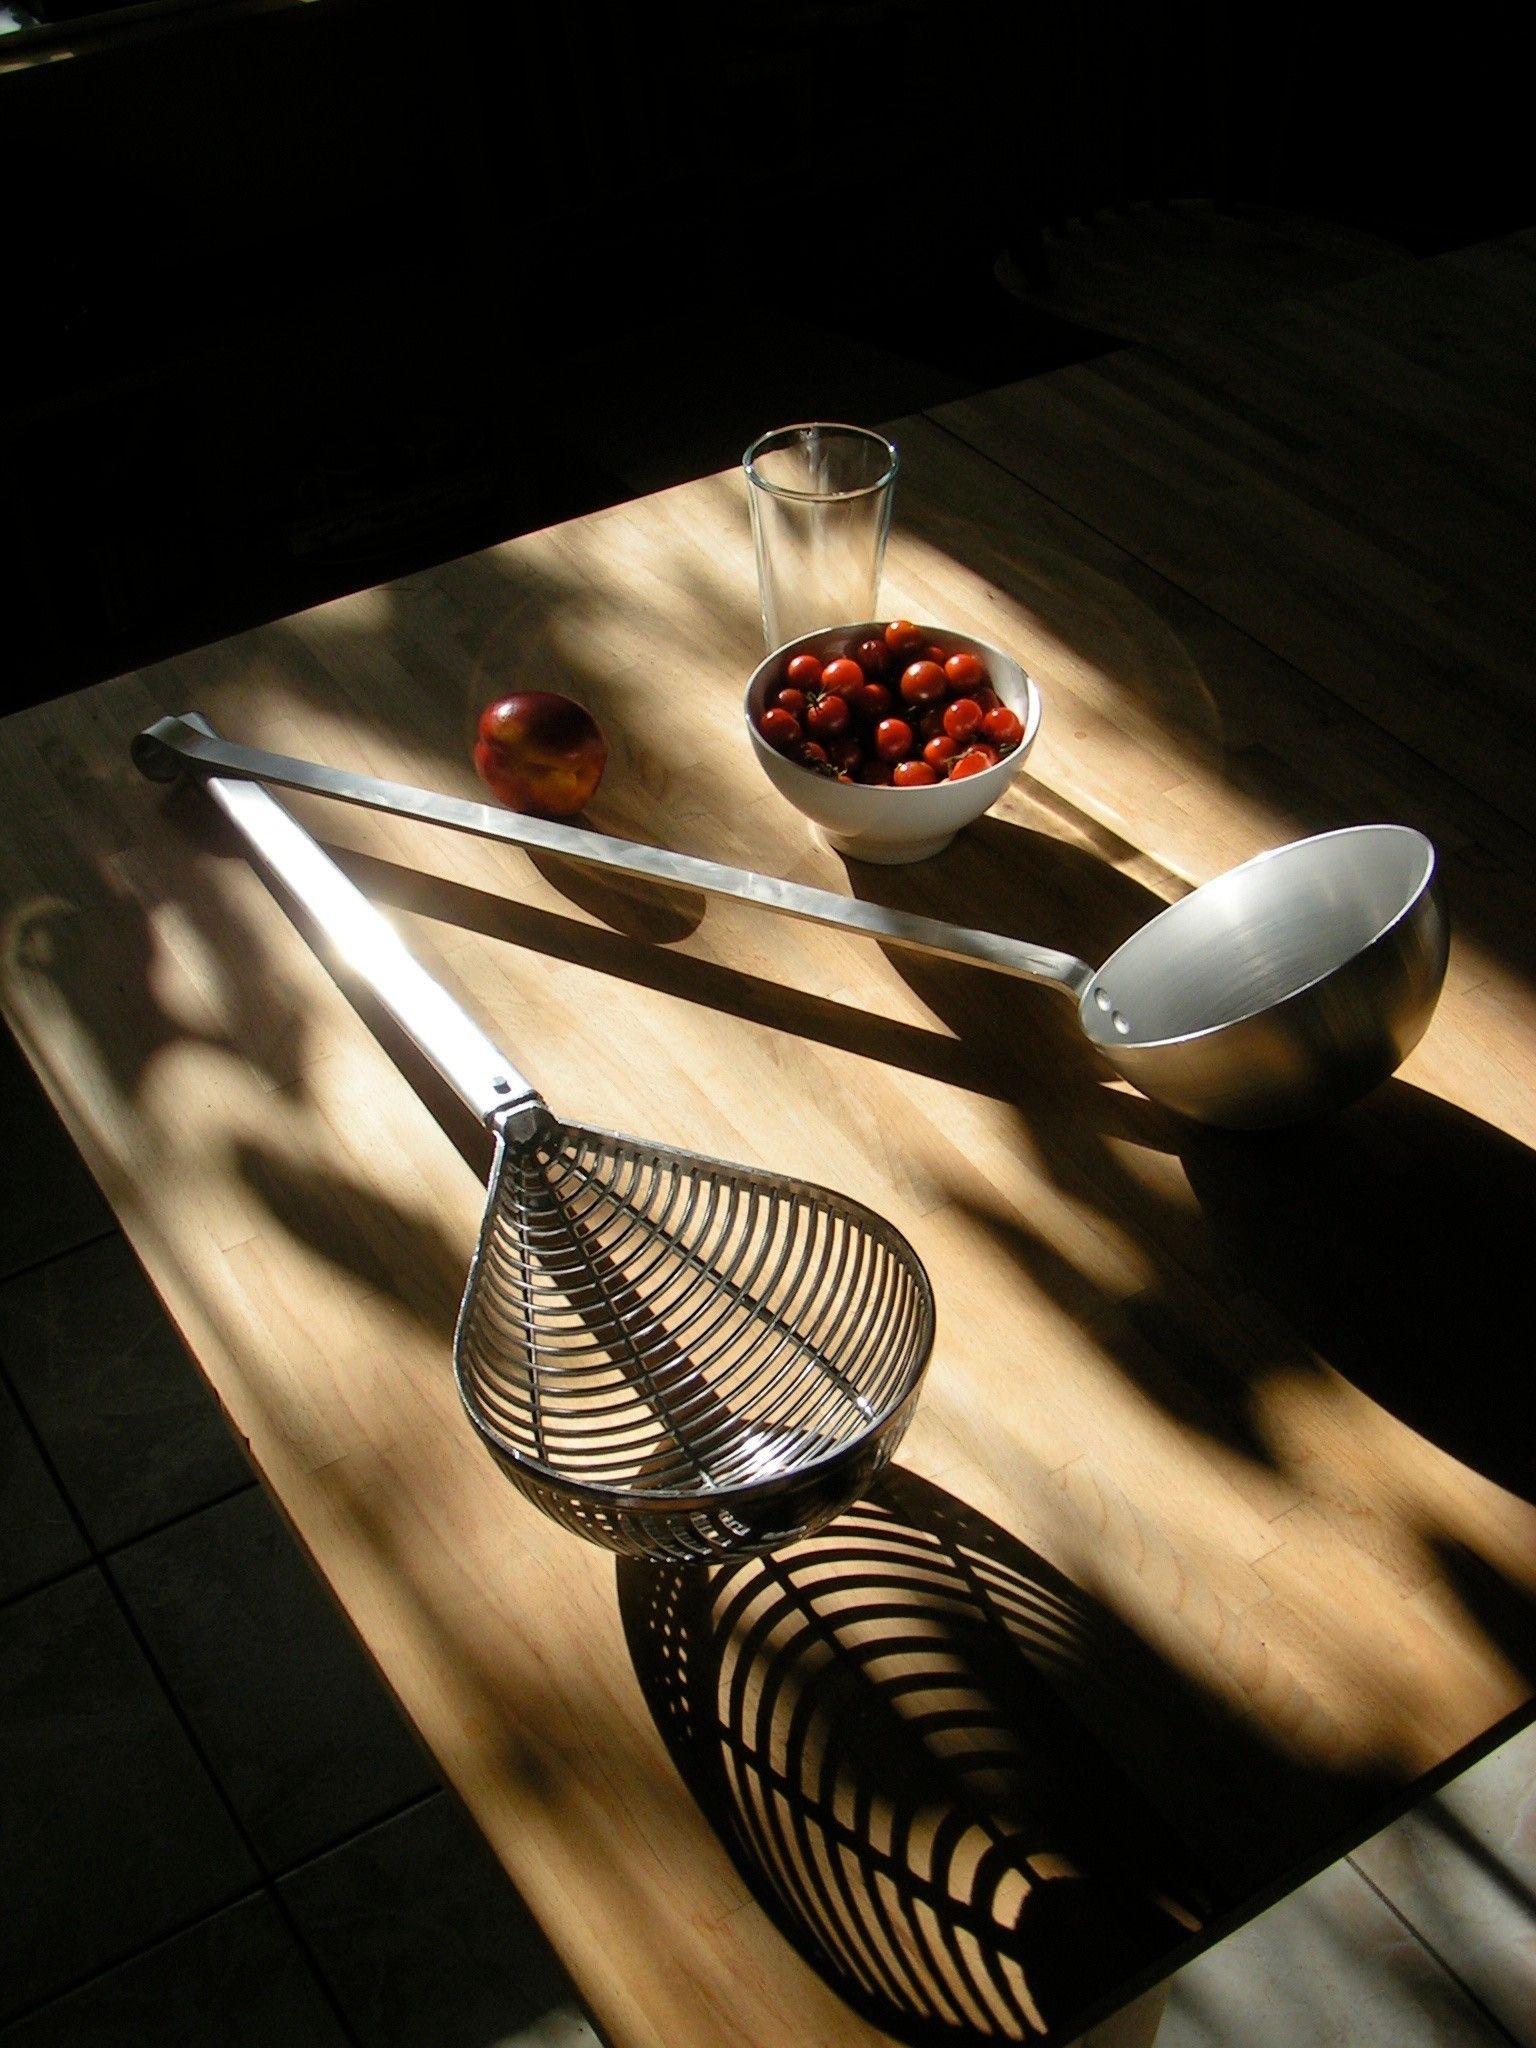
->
(1077, 825), (1449, 1127)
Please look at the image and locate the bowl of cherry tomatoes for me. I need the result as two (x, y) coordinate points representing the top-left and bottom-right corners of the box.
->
(745, 619), (1041, 863)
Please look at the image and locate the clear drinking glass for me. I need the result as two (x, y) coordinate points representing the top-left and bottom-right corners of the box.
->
(744, 423), (898, 649)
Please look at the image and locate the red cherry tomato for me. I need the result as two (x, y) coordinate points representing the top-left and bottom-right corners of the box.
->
(948, 744), (998, 780)
(786, 653), (824, 690)
(800, 741), (830, 767)
(821, 657), (865, 699)
(982, 704), (1024, 748)
(807, 693), (851, 738)
(925, 645), (950, 667)
(972, 687), (1001, 716)
(944, 651), (986, 692)
(892, 759), (939, 786)
(943, 697), (983, 740)
(883, 619), (925, 655)
(899, 660), (947, 705)
(854, 637), (890, 676)
(828, 736), (863, 771)
(758, 707), (802, 752)
(773, 686), (807, 717)
(917, 706), (948, 740)
(856, 681), (892, 720)
(924, 734), (959, 768)
(874, 717), (914, 761)
(856, 759), (893, 785)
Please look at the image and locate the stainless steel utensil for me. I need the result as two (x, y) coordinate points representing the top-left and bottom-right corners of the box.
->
(139, 726), (934, 1561)
(135, 716), (1449, 1129)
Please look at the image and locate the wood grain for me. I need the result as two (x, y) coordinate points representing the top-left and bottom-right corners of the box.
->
(1006, 200), (1411, 349)
(3, 241), (1535, 2048)
(934, 232), (1536, 835)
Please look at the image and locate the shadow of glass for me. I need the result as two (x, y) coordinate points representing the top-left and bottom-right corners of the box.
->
(618, 1466), (1393, 2048)
(895, 485), (1229, 761)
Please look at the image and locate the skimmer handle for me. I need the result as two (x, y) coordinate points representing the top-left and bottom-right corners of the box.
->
(134, 715), (1095, 1000)
(141, 717), (541, 1128)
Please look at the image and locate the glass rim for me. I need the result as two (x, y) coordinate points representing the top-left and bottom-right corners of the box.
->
(742, 422), (899, 504)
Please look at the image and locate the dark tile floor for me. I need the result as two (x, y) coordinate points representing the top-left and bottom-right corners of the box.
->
(0, 1029), (598, 2046)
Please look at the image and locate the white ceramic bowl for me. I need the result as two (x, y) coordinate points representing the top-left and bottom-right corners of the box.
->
(745, 621), (1042, 864)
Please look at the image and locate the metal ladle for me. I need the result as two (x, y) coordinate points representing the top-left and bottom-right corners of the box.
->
(134, 717), (1450, 1129)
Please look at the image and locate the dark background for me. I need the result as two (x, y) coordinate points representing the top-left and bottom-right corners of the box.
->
(3, 0), (1530, 713)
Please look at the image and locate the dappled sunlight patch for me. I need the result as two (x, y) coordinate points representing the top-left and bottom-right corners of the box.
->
(886, 522), (1229, 766)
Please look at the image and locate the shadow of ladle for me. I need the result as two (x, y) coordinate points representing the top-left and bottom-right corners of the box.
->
(133, 716), (1449, 1131)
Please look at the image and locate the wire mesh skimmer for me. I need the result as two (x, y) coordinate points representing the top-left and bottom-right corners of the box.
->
(135, 722), (934, 1561)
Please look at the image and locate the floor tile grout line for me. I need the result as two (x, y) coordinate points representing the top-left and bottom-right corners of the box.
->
(0, 1359), (368, 2045)
(0, 1739), (443, 2037)
(1346, 1851), (1527, 2048)
(0, 1553), (94, 1614)
(0, 1478), (264, 1619)
(0, 932), (1524, 2048)
(0, 1876), (363, 2043)
(0, 1330), (254, 1577)
(247, 1891), (368, 2048)
(270, 1784), (444, 1886)
(0, 1352), (114, 1569)
(0, 1345), (436, 1858)
(916, 408), (1536, 858)
(0, 1220), (119, 1293)
(98, 1476), (263, 1558)
(0, 1781), (499, 2044)
(90, 1548), (369, 2048)
(0, 1357), (263, 1853)
(0, 1878), (269, 2035)
(0, 1233), (260, 1603)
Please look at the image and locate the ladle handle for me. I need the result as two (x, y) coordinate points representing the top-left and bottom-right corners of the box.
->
(150, 719), (541, 1127)
(134, 716), (1096, 1000)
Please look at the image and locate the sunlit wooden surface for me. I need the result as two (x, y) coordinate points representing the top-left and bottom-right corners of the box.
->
(3, 232), (1534, 2048)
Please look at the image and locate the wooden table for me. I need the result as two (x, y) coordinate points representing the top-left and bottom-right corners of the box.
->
(5, 232), (1535, 2048)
